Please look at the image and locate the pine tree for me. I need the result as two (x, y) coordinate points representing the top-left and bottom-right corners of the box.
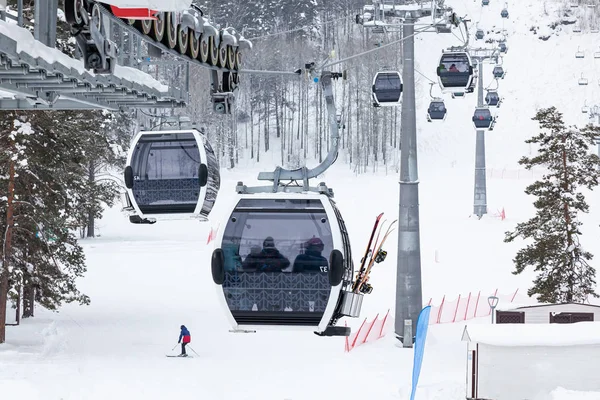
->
(504, 107), (600, 303)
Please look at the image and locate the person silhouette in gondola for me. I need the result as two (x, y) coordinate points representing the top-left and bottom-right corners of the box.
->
(243, 236), (290, 272)
(449, 63), (459, 72)
(293, 237), (329, 273)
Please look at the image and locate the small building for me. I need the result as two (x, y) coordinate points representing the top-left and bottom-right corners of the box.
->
(461, 322), (600, 400)
(495, 302), (600, 324)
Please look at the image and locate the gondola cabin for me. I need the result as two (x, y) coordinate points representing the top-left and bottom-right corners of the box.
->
(427, 99), (447, 121)
(499, 42), (507, 53)
(436, 52), (474, 92)
(482, 0), (489, 5)
(123, 129), (220, 224)
(475, 29), (484, 40)
(492, 65), (505, 79)
(211, 192), (359, 336)
(485, 91), (500, 106)
(372, 71), (403, 107)
(501, 8), (509, 18)
(472, 107), (495, 130)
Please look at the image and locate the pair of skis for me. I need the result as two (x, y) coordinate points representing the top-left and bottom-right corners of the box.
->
(352, 213), (397, 294)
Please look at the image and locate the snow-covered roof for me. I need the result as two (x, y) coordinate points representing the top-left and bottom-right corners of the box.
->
(515, 302), (600, 310)
(461, 322), (600, 346)
(496, 302), (600, 311)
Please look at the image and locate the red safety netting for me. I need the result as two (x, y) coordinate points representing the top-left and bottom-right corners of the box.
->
(426, 288), (537, 324)
(345, 309), (393, 352)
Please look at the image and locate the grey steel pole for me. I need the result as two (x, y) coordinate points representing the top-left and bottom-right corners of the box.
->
(34, 0), (58, 47)
(473, 61), (487, 218)
(395, 18), (422, 347)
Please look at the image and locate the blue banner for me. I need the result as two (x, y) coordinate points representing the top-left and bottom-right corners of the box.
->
(410, 306), (432, 400)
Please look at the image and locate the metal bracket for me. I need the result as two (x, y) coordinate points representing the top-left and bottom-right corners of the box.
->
(256, 71), (342, 185)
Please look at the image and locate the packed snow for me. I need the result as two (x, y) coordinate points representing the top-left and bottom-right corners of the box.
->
(3, 0), (600, 399)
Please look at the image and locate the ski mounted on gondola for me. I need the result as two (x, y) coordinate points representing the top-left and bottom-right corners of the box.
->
(352, 213), (396, 295)
(64, 1), (251, 85)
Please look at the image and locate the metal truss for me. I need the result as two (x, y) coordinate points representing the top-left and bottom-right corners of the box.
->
(0, 0), (243, 111)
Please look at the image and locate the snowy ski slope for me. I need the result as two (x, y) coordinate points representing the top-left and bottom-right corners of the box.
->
(3, 0), (600, 399)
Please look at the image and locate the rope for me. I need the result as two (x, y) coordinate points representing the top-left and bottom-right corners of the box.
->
(321, 18), (447, 69)
(246, 15), (351, 40)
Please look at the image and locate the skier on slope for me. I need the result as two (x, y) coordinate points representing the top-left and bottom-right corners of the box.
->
(178, 325), (191, 356)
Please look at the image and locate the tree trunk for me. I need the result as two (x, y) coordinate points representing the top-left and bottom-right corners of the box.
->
(22, 274), (35, 319)
(562, 140), (574, 301)
(86, 160), (95, 238)
(0, 157), (16, 343)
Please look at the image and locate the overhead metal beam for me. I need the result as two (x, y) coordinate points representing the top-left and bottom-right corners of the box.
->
(0, 22), (186, 110)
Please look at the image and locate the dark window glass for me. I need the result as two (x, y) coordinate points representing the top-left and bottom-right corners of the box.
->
(221, 205), (334, 323)
(375, 74), (401, 91)
(430, 102), (446, 112)
(474, 109), (491, 119)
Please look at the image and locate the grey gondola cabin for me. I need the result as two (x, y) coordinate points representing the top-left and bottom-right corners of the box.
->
(211, 192), (363, 336)
(492, 66), (505, 79)
(372, 71), (403, 107)
(472, 108), (495, 130)
(427, 100), (447, 121)
(437, 52), (474, 92)
(485, 91), (500, 107)
(123, 129), (220, 224)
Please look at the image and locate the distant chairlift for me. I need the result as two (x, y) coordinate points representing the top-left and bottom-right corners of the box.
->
(372, 71), (403, 107)
(472, 107), (496, 130)
(573, 25), (582, 33)
(582, 100), (590, 113)
(578, 73), (589, 85)
(427, 99), (447, 121)
(594, 46), (600, 58)
(575, 46), (585, 58)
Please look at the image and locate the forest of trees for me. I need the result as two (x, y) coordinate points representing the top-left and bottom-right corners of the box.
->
(168, 0), (405, 173)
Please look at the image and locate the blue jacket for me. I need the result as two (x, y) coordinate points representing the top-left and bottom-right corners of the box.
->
(178, 326), (191, 343)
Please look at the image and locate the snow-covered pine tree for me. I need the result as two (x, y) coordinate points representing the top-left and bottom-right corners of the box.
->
(504, 106), (600, 303)
(0, 113), (93, 331)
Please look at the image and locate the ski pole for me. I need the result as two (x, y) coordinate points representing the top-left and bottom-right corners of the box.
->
(172, 343), (179, 351)
(187, 345), (200, 356)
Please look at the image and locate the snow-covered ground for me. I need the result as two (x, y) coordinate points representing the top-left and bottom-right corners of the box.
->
(3, 0), (600, 399)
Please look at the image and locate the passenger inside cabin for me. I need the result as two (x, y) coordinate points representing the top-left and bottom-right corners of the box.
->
(293, 237), (329, 273)
(242, 236), (290, 272)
